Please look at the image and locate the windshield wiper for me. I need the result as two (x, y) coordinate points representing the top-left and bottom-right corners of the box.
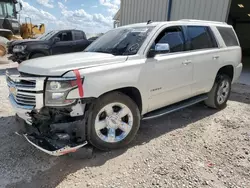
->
(94, 50), (112, 54)
(85, 48), (114, 54)
(84, 48), (126, 56)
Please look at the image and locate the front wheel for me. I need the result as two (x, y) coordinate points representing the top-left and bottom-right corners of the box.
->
(205, 74), (231, 109)
(87, 92), (141, 151)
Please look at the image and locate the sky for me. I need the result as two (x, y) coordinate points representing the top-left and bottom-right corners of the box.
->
(18, 0), (120, 36)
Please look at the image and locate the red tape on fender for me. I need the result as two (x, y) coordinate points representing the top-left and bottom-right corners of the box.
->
(73, 69), (84, 97)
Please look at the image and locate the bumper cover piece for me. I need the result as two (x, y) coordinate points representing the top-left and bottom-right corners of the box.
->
(9, 95), (33, 125)
(15, 116), (88, 157)
(23, 134), (88, 156)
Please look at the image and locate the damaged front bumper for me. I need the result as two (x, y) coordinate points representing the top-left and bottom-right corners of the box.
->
(15, 113), (89, 156)
(9, 94), (33, 125)
(6, 71), (92, 156)
(23, 134), (87, 156)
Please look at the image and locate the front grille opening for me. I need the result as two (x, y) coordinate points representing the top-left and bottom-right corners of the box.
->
(15, 93), (36, 106)
(7, 76), (36, 89)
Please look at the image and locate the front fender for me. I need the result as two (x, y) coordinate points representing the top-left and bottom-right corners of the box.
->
(64, 60), (148, 114)
(27, 45), (51, 57)
(67, 66), (142, 99)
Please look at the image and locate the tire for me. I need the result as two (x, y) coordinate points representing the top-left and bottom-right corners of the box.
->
(87, 92), (141, 151)
(205, 74), (231, 109)
(30, 53), (45, 59)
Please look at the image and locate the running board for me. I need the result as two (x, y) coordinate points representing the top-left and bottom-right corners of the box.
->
(142, 94), (208, 120)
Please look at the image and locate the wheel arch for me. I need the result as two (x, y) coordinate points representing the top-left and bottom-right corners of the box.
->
(99, 87), (143, 113)
(216, 65), (234, 81)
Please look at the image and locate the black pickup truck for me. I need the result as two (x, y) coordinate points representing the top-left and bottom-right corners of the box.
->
(8, 29), (93, 63)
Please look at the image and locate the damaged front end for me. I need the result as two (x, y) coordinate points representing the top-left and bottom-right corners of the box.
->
(6, 70), (92, 156)
(18, 105), (89, 156)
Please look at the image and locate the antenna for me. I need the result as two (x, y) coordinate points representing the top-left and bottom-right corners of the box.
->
(147, 20), (153, 25)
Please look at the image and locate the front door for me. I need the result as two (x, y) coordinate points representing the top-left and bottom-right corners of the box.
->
(147, 26), (194, 112)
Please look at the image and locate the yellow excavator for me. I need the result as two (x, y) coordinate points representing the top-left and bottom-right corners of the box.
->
(0, 0), (45, 58)
(20, 17), (45, 39)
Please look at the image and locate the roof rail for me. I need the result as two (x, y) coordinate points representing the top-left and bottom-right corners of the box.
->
(179, 19), (227, 25)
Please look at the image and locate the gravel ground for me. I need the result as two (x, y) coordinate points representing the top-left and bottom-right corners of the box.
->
(0, 63), (250, 188)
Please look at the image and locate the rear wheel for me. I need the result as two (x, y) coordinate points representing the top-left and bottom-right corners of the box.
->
(30, 53), (45, 59)
(87, 92), (141, 150)
(205, 74), (231, 109)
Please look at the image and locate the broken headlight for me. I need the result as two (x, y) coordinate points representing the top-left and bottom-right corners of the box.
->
(45, 78), (80, 106)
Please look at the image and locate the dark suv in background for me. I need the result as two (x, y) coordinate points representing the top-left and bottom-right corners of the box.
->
(8, 29), (94, 63)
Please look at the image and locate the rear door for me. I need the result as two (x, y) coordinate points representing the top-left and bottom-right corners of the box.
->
(72, 30), (90, 51)
(185, 25), (220, 96)
(51, 31), (75, 54)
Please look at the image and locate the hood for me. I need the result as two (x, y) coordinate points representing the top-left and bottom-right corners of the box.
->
(9, 39), (49, 47)
(18, 52), (128, 76)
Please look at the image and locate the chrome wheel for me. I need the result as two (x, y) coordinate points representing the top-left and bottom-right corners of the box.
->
(217, 80), (230, 105)
(94, 103), (133, 143)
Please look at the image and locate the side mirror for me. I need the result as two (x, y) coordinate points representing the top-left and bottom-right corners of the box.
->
(19, 2), (23, 11)
(155, 43), (170, 53)
(54, 37), (60, 43)
(15, 2), (23, 13)
(148, 43), (170, 58)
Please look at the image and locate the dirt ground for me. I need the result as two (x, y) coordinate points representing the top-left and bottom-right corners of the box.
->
(0, 63), (250, 188)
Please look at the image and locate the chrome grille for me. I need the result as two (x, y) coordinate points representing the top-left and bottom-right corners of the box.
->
(6, 70), (46, 109)
(15, 94), (36, 106)
(6, 76), (36, 89)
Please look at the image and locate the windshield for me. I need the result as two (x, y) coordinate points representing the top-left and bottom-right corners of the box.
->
(37, 30), (57, 40)
(85, 26), (154, 55)
(0, 2), (16, 18)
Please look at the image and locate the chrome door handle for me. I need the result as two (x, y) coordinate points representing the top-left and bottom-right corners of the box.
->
(182, 60), (192, 65)
(213, 56), (220, 60)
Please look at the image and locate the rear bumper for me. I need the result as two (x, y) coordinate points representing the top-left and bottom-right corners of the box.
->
(233, 63), (243, 83)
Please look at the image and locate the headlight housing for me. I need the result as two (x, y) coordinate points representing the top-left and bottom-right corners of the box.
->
(45, 78), (82, 106)
(13, 45), (27, 53)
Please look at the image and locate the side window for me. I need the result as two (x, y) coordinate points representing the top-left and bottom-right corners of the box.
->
(73, 31), (84, 40)
(0, 3), (4, 16)
(217, 27), (239, 47)
(57, 31), (73, 41)
(187, 26), (217, 50)
(153, 26), (185, 53)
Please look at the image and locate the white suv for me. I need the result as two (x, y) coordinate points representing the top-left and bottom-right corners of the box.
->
(6, 20), (242, 156)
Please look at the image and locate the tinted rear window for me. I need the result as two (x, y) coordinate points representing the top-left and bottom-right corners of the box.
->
(217, 27), (239, 47)
(73, 31), (86, 40)
(187, 26), (217, 50)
